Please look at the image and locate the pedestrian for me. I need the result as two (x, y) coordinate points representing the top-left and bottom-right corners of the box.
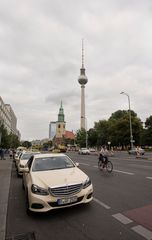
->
(0, 148), (5, 160)
(9, 149), (13, 159)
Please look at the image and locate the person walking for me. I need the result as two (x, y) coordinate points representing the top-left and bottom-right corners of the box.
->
(9, 149), (13, 159)
(0, 148), (5, 160)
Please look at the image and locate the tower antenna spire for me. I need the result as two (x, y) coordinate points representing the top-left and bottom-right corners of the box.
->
(82, 38), (84, 68)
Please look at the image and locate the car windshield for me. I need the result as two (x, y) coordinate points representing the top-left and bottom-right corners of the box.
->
(32, 156), (75, 172)
(21, 153), (34, 160)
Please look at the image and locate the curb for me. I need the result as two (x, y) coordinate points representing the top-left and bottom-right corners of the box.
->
(0, 157), (12, 240)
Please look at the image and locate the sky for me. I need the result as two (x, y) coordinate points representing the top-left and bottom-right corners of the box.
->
(0, 0), (152, 140)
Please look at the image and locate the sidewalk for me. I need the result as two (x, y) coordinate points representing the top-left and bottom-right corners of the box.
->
(0, 156), (12, 240)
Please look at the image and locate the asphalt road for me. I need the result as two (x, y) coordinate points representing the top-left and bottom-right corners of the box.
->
(6, 151), (152, 240)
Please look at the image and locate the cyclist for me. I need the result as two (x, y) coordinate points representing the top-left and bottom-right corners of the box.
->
(99, 145), (109, 167)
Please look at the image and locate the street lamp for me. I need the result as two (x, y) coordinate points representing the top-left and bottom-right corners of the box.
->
(85, 117), (88, 149)
(0, 132), (1, 145)
(120, 92), (134, 150)
(81, 116), (88, 148)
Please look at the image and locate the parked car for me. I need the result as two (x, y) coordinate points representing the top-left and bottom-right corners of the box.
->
(17, 151), (40, 176)
(22, 153), (93, 213)
(128, 147), (145, 155)
(78, 148), (90, 155)
(15, 150), (25, 166)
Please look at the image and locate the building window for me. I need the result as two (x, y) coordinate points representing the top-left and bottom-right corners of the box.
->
(58, 124), (60, 128)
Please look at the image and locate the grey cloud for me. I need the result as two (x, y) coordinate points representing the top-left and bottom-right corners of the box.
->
(0, 0), (152, 139)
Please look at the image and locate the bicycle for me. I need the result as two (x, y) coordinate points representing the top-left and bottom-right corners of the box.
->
(98, 158), (113, 173)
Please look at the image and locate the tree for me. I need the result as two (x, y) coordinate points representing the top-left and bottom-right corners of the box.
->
(8, 133), (20, 149)
(94, 120), (110, 147)
(21, 141), (32, 149)
(144, 116), (152, 145)
(87, 128), (97, 147)
(108, 110), (143, 148)
(76, 128), (87, 148)
(0, 121), (9, 148)
(42, 141), (52, 150)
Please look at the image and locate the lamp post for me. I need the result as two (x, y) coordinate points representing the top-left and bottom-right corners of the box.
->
(120, 92), (134, 150)
(81, 116), (88, 148)
(85, 117), (88, 149)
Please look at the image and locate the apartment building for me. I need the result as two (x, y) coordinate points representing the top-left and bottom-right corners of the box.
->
(0, 96), (20, 138)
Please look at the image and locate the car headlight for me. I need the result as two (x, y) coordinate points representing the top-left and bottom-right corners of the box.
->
(83, 177), (91, 189)
(19, 164), (24, 168)
(31, 184), (49, 195)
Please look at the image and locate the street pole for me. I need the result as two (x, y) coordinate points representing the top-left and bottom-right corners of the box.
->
(120, 92), (134, 150)
(85, 117), (88, 149)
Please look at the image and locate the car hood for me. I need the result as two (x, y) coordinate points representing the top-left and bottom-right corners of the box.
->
(31, 167), (88, 188)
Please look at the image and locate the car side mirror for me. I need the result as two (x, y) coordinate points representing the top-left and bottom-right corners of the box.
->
(75, 162), (79, 167)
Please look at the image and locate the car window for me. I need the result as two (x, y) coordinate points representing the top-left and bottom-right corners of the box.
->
(32, 156), (75, 172)
(21, 153), (33, 160)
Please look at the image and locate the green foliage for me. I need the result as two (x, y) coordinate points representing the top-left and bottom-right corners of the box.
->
(8, 133), (20, 148)
(76, 110), (152, 148)
(108, 110), (143, 147)
(42, 141), (52, 149)
(94, 120), (110, 147)
(143, 115), (152, 145)
(0, 121), (20, 148)
(87, 128), (97, 147)
(76, 128), (87, 148)
(21, 141), (32, 149)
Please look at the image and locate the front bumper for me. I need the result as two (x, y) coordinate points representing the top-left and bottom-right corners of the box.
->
(28, 184), (93, 212)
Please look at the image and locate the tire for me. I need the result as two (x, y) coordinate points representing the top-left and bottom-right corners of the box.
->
(98, 160), (103, 170)
(106, 161), (113, 173)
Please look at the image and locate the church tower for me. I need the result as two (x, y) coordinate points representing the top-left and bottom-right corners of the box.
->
(56, 101), (66, 138)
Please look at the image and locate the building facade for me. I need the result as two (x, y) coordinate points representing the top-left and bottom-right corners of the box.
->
(49, 121), (56, 140)
(0, 96), (20, 138)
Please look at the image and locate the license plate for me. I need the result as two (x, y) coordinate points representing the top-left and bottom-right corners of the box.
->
(57, 196), (77, 205)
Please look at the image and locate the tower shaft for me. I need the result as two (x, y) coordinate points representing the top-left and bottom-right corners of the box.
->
(78, 39), (88, 130)
(80, 85), (86, 129)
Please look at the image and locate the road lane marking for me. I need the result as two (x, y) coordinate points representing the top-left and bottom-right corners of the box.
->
(146, 177), (152, 180)
(93, 165), (135, 175)
(132, 225), (152, 240)
(93, 197), (111, 209)
(79, 163), (90, 166)
(112, 213), (133, 224)
(113, 170), (134, 175)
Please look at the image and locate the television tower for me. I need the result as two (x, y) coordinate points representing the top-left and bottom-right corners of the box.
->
(78, 40), (88, 129)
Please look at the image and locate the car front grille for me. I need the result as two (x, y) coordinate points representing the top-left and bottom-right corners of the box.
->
(48, 183), (83, 197)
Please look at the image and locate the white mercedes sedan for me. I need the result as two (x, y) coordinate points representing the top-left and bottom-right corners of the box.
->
(22, 153), (93, 213)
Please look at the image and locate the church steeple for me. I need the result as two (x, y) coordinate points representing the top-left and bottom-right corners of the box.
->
(58, 101), (64, 122)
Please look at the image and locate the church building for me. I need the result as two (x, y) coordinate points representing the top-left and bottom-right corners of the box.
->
(52, 102), (75, 145)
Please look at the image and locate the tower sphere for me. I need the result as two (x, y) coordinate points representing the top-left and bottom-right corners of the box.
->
(78, 74), (88, 85)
